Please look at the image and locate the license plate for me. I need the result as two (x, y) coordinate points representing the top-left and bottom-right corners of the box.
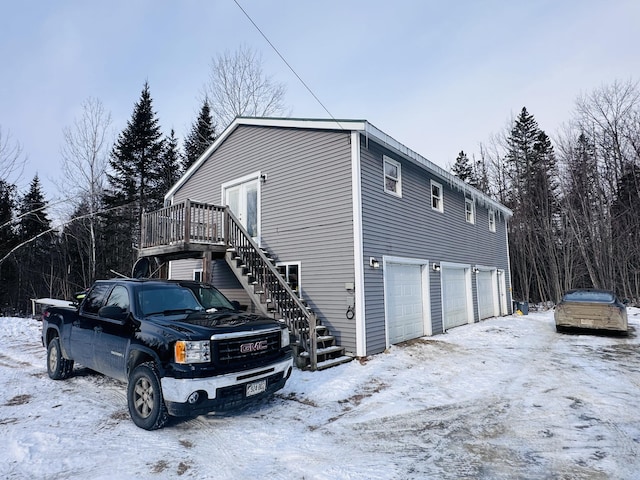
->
(246, 379), (267, 397)
(580, 319), (594, 326)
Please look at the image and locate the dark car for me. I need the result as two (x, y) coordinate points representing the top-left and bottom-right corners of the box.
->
(555, 289), (628, 335)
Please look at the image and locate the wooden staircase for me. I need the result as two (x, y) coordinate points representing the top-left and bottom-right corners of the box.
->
(139, 200), (351, 371)
(224, 216), (352, 371)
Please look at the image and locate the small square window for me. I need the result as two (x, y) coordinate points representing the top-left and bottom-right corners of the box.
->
(193, 269), (203, 282)
(465, 198), (475, 224)
(431, 180), (443, 212)
(488, 210), (496, 232)
(383, 156), (402, 197)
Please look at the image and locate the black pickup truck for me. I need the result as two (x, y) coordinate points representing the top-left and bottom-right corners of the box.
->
(41, 278), (293, 430)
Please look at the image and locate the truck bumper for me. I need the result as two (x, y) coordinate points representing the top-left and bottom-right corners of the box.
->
(161, 355), (293, 417)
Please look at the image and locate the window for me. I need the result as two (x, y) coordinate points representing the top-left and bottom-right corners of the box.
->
(276, 262), (300, 296)
(431, 180), (443, 212)
(81, 283), (111, 315)
(465, 198), (475, 224)
(193, 269), (203, 282)
(488, 210), (496, 232)
(105, 285), (130, 310)
(383, 156), (402, 197)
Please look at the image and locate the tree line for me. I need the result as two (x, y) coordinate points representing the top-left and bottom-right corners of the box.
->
(451, 79), (640, 305)
(1, 69), (638, 313)
(0, 46), (286, 315)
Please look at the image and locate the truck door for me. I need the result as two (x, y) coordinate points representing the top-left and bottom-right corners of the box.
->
(71, 282), (112, 370)
(93, 285), (131, 381)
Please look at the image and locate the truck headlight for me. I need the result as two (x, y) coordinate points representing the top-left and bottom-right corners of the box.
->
(281, 328), (290, 348)
(175, 340), (211, 364)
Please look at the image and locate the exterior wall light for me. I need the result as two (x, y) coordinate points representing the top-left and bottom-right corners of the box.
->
(473, 267), (480, 273)
(432, 263), (441, 272)
(369, 257), (380, 269)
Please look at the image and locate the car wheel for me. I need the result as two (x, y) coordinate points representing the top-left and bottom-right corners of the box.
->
(127, 362), (168, 430)
(47, 337), (74, 380)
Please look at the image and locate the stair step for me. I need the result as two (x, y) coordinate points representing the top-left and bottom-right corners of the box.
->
(299, 345), (344, 358)
(316, 355), (353, 370)
(317, 335), (334, 343)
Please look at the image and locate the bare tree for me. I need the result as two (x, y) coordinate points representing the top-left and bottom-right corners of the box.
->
(204, 45), (288, 129)
(0, 126), (25, 183)
(59, 97), (113, 283)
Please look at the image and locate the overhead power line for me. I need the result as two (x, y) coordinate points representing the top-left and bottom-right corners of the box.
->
(232, 0), (344, 129)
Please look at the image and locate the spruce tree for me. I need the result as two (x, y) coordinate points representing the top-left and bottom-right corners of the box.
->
(103, 81), (165, 275)
(0, 179), (18, 312)
(16, 175), (54, 312)
(451, 151), (474, 183)
(154, 129), (183, 202)
(184, 99), (216, 171)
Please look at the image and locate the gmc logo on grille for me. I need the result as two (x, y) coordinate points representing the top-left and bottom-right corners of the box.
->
(240, 340), (269, 353)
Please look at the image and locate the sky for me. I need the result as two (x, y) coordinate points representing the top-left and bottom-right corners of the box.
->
(3, 309), (640, 478)
(1, 0), (639, 203)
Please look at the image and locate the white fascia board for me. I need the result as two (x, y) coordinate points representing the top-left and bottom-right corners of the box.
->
(351, 131), (366, 357)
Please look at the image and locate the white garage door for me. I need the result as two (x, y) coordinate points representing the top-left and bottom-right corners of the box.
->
(442, 267), (470, 330)
(386, 263), (424, 344)
(477, 270), (496, 320)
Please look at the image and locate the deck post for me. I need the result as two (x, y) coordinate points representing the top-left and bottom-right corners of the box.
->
(184, 199), (191, 244)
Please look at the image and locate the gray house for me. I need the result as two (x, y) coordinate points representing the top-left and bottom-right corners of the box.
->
(142, 117), (512, 368)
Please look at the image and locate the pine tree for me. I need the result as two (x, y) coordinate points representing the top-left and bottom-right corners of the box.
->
(451, 151), (474, 183)
(0, 179), (18, 312)
(184, 99), (216, 171)
(103, 81), (165, 275)
(153, 129), (183, 202)
(15, 175), (54, 312)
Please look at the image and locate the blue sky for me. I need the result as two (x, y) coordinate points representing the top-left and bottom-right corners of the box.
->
(1, 0), (639, 198)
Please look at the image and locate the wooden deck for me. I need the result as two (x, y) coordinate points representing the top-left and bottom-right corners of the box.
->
(140, 199), (229, 260)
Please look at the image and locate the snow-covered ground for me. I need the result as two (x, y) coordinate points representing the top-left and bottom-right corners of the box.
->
(2, 309), (640, 479)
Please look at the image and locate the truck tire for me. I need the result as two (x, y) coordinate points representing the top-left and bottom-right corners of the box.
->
(47, 337), (74, 380)
(127, 362), (168, 430)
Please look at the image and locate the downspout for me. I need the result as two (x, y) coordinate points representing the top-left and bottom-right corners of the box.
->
(351, 131), (366, 357)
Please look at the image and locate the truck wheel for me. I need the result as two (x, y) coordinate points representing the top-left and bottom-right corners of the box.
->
(127, 362), (168, 430)
(47, 337), (74, 380)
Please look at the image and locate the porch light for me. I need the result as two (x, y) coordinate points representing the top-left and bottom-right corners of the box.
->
(369, 257), (380, 269)
(432, 263), (441, 272)
(473, 267), (480, 273)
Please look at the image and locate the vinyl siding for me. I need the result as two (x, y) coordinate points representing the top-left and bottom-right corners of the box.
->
(360, 136), (511, 354)
(171, 125), (357, 353)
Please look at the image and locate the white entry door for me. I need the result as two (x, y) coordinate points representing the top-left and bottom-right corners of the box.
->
(224, 177), (260, 239)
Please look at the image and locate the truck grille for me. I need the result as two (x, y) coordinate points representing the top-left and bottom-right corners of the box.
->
(212, 329), (282, 368)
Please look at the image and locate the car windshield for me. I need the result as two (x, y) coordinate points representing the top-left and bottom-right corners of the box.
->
(563, 290), (615, 303)
(137, 285), (204, 316)
(183, 284), (236, 311)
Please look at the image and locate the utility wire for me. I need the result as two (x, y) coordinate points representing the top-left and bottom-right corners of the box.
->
(232, 0), (345, 130)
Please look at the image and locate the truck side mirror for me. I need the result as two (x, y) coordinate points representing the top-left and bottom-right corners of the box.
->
(231, 300), (242, 311)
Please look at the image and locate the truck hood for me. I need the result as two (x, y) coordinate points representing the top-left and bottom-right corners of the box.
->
(142, 310), (281, 339)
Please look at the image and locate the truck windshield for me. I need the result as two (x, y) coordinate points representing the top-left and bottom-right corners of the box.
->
(138, 285), (204, 316)
(183, 285), (236, 311)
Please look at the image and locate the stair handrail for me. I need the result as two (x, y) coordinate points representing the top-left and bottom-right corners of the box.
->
(224, 207), (318, 370)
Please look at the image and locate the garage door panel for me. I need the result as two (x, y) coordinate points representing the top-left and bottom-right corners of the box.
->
(442, 267), (469, 330)
(386, 263), (424, 344)
(477, 271), (496, 320)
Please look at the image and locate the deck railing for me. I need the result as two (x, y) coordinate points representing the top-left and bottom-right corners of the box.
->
(141, 199), (226, 248)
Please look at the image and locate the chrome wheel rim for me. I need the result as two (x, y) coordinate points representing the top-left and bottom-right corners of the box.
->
(134, 377), (154, 418)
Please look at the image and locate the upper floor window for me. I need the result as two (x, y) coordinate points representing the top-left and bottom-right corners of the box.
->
(465, 198), (475, 224)
(488, 209), (496, 232)
(431, 180), (443, 212)
(383, 156), (402, 197)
